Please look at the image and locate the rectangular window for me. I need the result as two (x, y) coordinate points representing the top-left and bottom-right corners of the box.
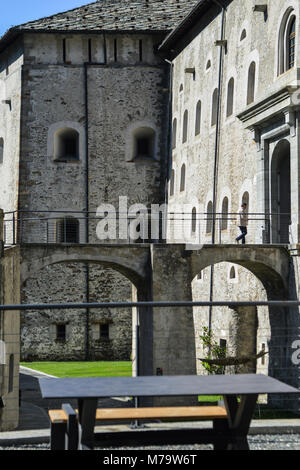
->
(56, 324), (66, 341)
(100, 323), (109, 339)
(139, 39), (143, 62)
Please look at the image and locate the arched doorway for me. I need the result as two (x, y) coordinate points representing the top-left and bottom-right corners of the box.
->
(271, 139), (291, 243)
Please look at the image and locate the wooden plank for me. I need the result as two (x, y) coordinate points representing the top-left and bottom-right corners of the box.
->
(49, 405), (227, 424)
(95, 406), (227, 421)
(49, 409), (68, 423)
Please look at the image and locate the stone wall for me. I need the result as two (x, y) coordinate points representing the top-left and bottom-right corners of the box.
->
(17, 32), (169, 361)
(0, 209), (20, 430)
(167, 0), (300, 386)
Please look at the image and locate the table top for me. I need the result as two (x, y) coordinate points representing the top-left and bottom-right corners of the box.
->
(38, 374), (300, 400)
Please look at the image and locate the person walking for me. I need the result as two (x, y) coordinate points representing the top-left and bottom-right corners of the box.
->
(236, 203), (248, 244)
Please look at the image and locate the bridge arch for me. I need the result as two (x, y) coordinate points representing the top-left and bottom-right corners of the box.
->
(20, 244), (151, 290)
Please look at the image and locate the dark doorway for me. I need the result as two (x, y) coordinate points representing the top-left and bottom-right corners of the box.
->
(271, 139), (291, 243)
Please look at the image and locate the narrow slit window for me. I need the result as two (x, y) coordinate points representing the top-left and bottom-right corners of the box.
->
(0, 138), (3, 164)
(195, 101), (201, 136)
(139, 39), (143, 62)
(182, 110), (188, 143)
(206, 201), (213, 234)
(288, 17), (296, 70)
(247, 62), (256, 105)
(192, 207), (197, 233)
(172, 118), (177, 150)
(211, 88), (218, 126)
(114, 38), (118, 62)
(221, 197), (229, 230)
(62, 38), (67, 63)
(226, 78), (234, 117)
(180, 164), (186, 192)
(170, 169), (175, 196)
(88, 38), (92, 63)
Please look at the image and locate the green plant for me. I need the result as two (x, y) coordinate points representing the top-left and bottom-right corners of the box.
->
(199, 327), (227, 375)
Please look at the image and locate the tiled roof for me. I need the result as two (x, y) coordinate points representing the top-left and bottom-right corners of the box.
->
(12, 0), (199, 33)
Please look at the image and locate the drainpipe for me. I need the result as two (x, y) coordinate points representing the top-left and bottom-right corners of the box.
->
(84, 62), (90, 361)
(164, 58), (174, 241)
(209, 2), (226, 331)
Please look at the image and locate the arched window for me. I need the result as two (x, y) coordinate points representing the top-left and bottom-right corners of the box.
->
(195, 100), (202, 136)
(56, 217), (80, 243)
(221, 197), (229, 230)
(230, 266), (236, 279)
(211, 88), (218, 126)
(54, 128), (79, 161)
(182, 110), (188, 143)
(133, 127), (156, 160)
(240, 29), (247, 41)
(191, 207), (197, 233)
(226, 78), (234, 117)
(288, 16), (296, 70)
(170, 169), (175, 197)
(172, 118), (177, 150)
(247, 62), (256, 105)
(0, 138), (3, 164)
(206, 201), (213, 234)
(242, 191), (249, 209)
(180, 164), (186, 192)
(278, 10), (296, 75)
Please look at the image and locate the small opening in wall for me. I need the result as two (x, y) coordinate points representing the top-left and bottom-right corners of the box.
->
(240, 29), (247, 41)
(88, 38), (92, 62)
(54, 128), (80, 161)
(56, 324), (66, 341)
(132, 127), (156, 160)
(62, 38), (67, 63)
(139, 39), (143, 62)
(229, 266), (236, 279)
(56, 218), (80, 244)
(197, 271), (202, 280)
(114, 38), (118, 62)
(206, 59), (211, 70)
(100, 323), (110, 339)
(170, 169), (175, 196)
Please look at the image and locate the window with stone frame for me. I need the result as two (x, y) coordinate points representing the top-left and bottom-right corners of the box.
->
(180, 164), (186, 192)
(172, 118), (177, 149)
(56, 217), (80, 244)
(278, 10), (296, 75)
(226, 78), (234, 117)
(247, 62), (256, 105)
(170, 169), (175, 197)
(56, 324), (66, 342)
(211, 88), (218, 126)
(195, 100), (202, 136)
(54, 128), (80, 161)
(132, 127), (156, 160)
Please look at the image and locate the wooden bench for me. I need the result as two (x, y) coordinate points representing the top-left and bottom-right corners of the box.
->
(48, 405), (228, 450)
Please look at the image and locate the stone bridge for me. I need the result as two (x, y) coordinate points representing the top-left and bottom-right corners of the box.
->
(19, 243), (294, 380)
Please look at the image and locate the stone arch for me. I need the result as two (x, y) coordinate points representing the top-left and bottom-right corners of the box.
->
(20, 245), (151, 291)
(190, 245), (292, 382)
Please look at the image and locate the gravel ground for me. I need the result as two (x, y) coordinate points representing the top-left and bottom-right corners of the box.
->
(0, 434), (300, 451)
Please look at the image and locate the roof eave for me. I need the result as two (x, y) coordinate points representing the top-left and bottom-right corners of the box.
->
(158, 0), (217, 59)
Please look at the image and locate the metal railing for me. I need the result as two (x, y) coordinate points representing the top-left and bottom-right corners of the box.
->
(3, 210), (293, 246)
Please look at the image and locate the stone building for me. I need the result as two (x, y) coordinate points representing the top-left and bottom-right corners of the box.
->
(0, 0), (198, 361)
(0, 211), (20, 431)
(159, 0), (300, 380)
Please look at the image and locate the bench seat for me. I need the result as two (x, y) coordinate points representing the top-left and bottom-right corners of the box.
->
(49, 405), (227, 424)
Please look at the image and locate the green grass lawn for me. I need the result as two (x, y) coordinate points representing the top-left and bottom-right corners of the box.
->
(21, 361), (132, 378)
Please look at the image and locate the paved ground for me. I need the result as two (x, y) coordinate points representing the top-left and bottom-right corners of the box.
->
(0, 367), (299, 450)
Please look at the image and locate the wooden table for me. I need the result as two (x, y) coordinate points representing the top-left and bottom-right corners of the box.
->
(38, 374), (299, 450)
